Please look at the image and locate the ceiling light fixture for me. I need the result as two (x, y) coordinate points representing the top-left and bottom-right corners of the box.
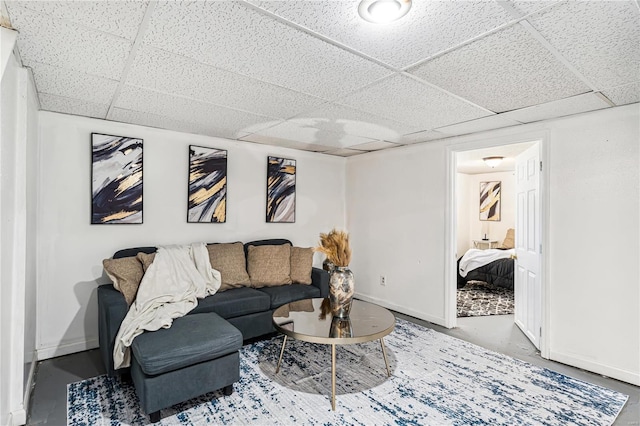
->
(358, 0), (412, 24)
(483, 156), (504, 168)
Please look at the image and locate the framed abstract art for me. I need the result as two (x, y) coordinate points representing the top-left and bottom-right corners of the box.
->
(479, 181), (501, 221)
(266, 156), (296, 223)
(91, 133), (143, 224)
(187, 145), (227, 223)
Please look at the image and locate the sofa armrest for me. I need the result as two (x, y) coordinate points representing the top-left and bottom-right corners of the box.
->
(98, 284), (129, 376)
(311, 267), (329, 298)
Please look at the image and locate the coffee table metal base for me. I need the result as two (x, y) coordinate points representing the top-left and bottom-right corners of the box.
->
(275, 335), (391, 410)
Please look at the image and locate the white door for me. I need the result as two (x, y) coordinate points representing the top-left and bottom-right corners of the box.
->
(514, 143), (542, 349)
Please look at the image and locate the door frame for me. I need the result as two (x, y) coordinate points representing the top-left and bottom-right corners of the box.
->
(443, 129), (550, 359)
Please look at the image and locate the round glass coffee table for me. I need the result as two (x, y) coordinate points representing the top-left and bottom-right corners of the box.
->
(272, 298), (395, 410)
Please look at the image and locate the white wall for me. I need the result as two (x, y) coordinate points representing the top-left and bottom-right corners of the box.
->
(457, 171), (516, 254)
(36, 112), (346, 359)
(347, 104), (640, 385)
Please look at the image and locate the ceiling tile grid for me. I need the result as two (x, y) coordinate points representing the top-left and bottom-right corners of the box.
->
(141, 0), (392, 100)
(500, 92), (611, 124)
(39, 93), (109, 119)
(12, 0), (148, 41)
(292, 103), (421, 142)
(322, 148), (365, 157)
(435, 113), (522, 136)
(248, 0), (512, 69)
(29, 61), (119, 105)
(125, 46), (326, 119)
(338, 74), (492, 129)
(408, 24), (590, 113)
(526, 1), (640, 90)
(394, 130), (451, 145)
(601, 82), (640, 107)
(5, 3), (133, 80)
(347, 140), (400, 151)
(115, 85), (279, 138)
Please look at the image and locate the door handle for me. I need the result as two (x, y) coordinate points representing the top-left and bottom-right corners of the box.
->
(510, 254), (518, 260)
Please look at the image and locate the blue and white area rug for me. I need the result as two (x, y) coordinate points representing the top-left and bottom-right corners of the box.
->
(68, 319), (628, 425)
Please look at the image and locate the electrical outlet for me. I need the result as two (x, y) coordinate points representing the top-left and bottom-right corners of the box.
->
(380, 275), (386, 286)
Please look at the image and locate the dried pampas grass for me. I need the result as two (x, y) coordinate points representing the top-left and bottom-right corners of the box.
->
(316, 228), (351, 267)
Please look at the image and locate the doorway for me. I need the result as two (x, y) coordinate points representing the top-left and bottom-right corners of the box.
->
(444, 131), (549, 358)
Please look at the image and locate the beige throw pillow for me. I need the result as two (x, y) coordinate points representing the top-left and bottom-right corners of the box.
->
(103, 257), (144, 305)
(247, 244), (292, 288)
(501, 228), (515, 249)
(207, 242), (251, 291)
(290, 247), (313, 285)
(136, 252), (156, 272)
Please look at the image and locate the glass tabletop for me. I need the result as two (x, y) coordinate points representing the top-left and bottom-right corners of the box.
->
(272, 298), (395, 344)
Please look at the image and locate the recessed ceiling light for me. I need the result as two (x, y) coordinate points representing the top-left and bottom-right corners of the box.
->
(358, 0), (412, 24)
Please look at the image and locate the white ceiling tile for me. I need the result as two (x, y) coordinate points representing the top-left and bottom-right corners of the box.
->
(601, 82), (640, 107)
(239, 135), (332, 153)
(6, 4), (132, 80)
(396, 130), (450, 144)
(29, 61), (118, 105)
(507, 1), (561, 16)
(435, 114), (522, 136)
(409, 24), (590, 112)
(249, 0), (511, 69)
(13, 0), (148, 40)
(242, 119), (378, 150)
(126, 47), (325, 119)
(322, 148), (365, 157)
(347, 140), (400, 151)
(339, 74), (491, 129)
(293, 103), (421, 142)
(142, 1), (391, 100)
(39, 93), (108, 119)
(114, 85), (279, 138)
(527, 1), (640, 89)
(108, 107), (207, 136)
(500, 92), (611, 123)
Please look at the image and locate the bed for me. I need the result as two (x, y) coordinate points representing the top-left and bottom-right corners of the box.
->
(457, 229), (515, 290)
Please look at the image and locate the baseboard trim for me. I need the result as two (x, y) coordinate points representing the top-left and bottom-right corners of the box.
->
(37, 338), (99, 361)
(549, 350), (640, 386)
(9, 408), (26, 426)
(354, 292), (446, 327)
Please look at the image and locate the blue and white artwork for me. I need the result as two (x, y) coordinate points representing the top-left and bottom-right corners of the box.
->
(91, 133), (143, 224)
(188, 145), (227, 223)
(267, 156), (296, 223)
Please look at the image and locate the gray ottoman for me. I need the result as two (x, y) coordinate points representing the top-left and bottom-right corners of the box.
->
(130, 312), (242, 423)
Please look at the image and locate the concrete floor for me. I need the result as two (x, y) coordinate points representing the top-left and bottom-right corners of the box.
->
(27, 314), (639, 425)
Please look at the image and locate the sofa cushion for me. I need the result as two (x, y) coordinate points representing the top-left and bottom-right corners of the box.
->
(136, 252), (156, 272)
(102, 257), (144, 305)
(290, 247), (314, 285)
(257, 284), (320, 309)
(191, 287), (271, 319)
(131, 312), (242, 376)
(247, 244), (292, 288)
(207, 242), (251, 291)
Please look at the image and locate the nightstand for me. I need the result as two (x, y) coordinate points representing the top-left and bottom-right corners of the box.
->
(473, 240), (499, 250)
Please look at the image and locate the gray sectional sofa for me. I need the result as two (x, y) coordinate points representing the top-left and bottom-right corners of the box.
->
(97, 238), (329, 422)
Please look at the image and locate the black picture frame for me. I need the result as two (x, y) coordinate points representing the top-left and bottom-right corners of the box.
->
(187, 145), (228, 223)
(91, 132), (143, 224)
(266, 156), (296, 223)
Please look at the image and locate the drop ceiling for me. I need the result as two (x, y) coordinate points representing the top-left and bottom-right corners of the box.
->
(3, 0), (639, 157)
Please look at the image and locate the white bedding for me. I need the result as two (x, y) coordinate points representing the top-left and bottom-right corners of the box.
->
(459, 248), (515, 278)
(113, 242), (221, 369)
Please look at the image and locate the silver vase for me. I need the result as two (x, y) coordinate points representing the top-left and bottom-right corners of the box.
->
(329, 266), (354, 319)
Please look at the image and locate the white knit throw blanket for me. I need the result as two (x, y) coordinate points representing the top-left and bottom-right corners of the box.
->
(459, 248), (515, 278)
(113, 243), (221, 369)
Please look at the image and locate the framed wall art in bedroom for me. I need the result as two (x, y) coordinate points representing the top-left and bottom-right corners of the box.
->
(91, 133), (143, 224)
(187, 145), (227, 223)
(266, 156), (296, 223)
(480, 181), (501, 221)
